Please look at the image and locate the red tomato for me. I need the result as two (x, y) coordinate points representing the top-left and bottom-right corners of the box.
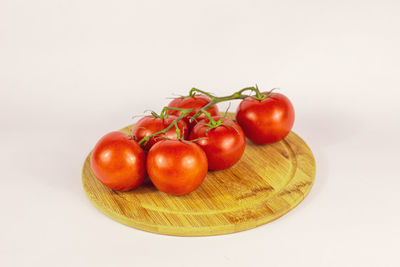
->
(236, 92), (295, 144)
(167, 94), (219, 130)
(146, 140), (208, 195)
(132, 115), (188, 151)
(189, 116), (246, 170)
(90, 131), (146, 191)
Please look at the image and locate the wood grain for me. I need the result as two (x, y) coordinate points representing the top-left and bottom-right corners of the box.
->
(82, 113), (316, 236)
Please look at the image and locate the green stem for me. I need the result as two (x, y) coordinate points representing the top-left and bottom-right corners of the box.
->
(189, 87), (255, 122)
(172, 120), (181, 139)
(237, 87), (257, 95)
(188, 85), (273, 122)
(159, 107), (167, 119)
(137, 108), (193, 146)
(203, 111), (218, 126)
(189, 88), (214, 98)
(158, 106), (191, 119)
(151, 111), (161, 118)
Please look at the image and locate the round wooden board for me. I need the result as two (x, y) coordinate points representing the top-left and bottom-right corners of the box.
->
(82, 114), (316, 236)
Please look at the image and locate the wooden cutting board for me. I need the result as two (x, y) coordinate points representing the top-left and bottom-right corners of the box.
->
(82, 114), (316, 236)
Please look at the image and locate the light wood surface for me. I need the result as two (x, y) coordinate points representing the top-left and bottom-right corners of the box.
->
(82, 114), (316, 236)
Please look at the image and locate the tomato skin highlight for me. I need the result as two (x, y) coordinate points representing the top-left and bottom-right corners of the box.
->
(90, 131), (147, 191)
(189, 116), (246, 170)
(146, 140), (208, 195)
(236, 92), (295, 144)
(167, 95), (219, 130)
(132, 115), (188, 151)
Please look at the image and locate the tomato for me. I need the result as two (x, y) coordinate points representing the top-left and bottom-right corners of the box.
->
(236, 92), (295, 144)
(189, 116), (246, 170)
(167, 94), (219, 130)
(90, 131), (146, 191)
(146, 140), (208, 195)
(132, 115), (188, 151)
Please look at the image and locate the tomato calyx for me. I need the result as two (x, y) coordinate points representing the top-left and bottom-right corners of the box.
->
(169, 120), (207, 144)
(199, 106), (240, 136)
(137, 107), (193, 147)
(251, 86), (279, 101)
(252, 84), (268, 101)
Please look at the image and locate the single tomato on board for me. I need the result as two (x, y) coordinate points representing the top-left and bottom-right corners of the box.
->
(90, 131), (147, 191)
(146, 139), (208, 195)
(132, 115), (188, 151)
(236, 92), (295, 144)
(189, 116), (246, 171)
(167, 94), (219, 129)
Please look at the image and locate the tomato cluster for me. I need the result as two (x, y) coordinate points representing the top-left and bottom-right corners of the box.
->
(90, 87), (294, 195)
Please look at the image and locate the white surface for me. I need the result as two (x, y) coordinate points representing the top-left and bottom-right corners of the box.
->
(1, 0), (399, 266)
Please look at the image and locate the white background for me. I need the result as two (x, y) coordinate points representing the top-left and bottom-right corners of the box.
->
(1, 0), (399, 266)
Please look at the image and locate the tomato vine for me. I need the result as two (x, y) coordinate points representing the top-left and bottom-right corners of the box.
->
(136, 85), (278, 148)
(188, 85), (276, 122)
